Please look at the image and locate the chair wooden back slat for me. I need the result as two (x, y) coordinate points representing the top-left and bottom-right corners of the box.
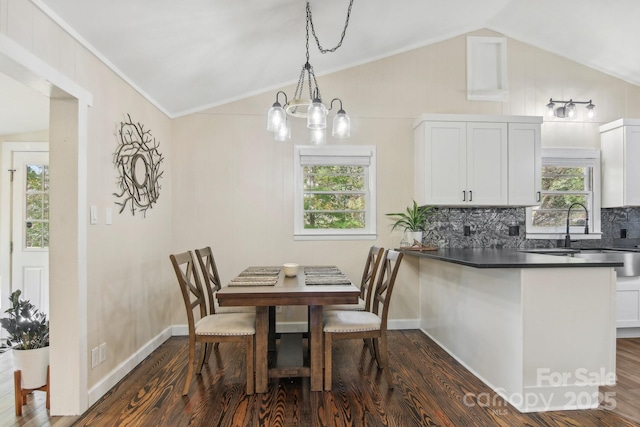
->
(195, 246), (221, 315)
(371, 250), (404, 329)
(170, 251), (207, 332)
(361, 246), (385, 311)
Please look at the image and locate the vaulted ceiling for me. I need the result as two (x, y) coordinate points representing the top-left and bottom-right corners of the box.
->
(4, 0), (640, 134)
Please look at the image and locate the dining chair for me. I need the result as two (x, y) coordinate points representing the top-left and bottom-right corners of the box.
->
(323, 249), (404, 390)
(324, 245), (384, 312)
(170, 251), (255, 395)
(195, 246), (255, 314)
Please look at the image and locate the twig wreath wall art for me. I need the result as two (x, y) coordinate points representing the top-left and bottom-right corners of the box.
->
(113, 114), (164, 217)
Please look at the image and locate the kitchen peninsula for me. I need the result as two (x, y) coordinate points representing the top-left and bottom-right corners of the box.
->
(406, 248), (619, 413)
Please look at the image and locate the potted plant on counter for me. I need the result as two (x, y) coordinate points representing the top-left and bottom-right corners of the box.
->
(386, 200), (435, 246)
(1, 289), (50, 390)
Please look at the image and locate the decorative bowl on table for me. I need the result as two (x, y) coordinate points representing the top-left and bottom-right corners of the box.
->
(283, 263), (299, 277)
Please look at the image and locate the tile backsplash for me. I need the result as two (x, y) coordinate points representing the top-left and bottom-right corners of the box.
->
(421, 206), (640, 249)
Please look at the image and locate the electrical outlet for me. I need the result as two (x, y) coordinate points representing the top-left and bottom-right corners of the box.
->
(99, 343), (106, 363)
(91, 347), (99, 368)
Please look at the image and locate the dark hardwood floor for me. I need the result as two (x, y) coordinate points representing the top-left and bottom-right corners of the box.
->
(2, 331), (640, 426)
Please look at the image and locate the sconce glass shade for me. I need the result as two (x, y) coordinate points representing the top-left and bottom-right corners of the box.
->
(307, 99), (328, 129)
(267, 102), (286, 132)
(332, 110), (350, 138)
(586, 102), (596, 119)
(310, 128), (326, 145)
(274, 118), (291, 141)
(546, 101), (555, 117)
(566, 101), (576, 119)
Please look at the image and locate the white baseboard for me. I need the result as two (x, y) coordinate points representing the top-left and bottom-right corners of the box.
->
(388, 318), (420, 330)
(617, 327), (640, 338)
(87, 327), (172, 406)
(172, 324), (188, 336)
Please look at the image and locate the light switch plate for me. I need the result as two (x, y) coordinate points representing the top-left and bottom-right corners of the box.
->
(90, 205), (98, 225)
(99, 343), (106, 363)
(91, 347), (99, 368)
(105, 207), (112, 225)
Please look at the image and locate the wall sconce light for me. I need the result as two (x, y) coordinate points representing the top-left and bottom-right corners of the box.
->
(546, 98), (595, 120)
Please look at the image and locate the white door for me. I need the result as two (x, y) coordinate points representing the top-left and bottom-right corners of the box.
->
(11, 151), (49, 316)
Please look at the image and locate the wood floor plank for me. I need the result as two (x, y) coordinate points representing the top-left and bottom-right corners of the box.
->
(2, 332), (640, 426)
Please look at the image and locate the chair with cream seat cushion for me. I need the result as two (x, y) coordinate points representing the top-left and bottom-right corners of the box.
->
(324, 245), (384, 312)
(170, 251), (255, 396)
(323, 249), (404, 390)
(195, 246), (255, 314)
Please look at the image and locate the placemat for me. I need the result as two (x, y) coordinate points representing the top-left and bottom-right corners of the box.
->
(305, 274), (351, 285)
(304, 266), (341, 275)
(241, 266), (281, 276)
(229, 276), (278, 287)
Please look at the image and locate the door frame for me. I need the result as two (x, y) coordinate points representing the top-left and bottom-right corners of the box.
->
(0, 142), (50, 323)
(0, 34), (93, 415)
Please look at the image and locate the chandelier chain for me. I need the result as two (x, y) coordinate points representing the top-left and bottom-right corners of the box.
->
(306, 0), (354, 54)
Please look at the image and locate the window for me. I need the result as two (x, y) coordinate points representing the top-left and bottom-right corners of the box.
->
(25, 163), (50, 248)
(294, 145), (376, 240)
(526, 149), (601, 239)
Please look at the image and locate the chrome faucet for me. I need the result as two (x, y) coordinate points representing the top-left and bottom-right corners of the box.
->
(565, 202), (589, 248)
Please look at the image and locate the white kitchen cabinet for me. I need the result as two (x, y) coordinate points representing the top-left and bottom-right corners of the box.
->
(616, 276), (640, 330)
(414, 114), (542, 207)
(600, 118), (640, 207)
(508, 123), (542, 206)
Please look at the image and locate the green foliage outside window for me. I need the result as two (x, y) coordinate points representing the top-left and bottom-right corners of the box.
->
(532, 166), (590, 227)
(303, 165), (366, 229)
(25, 164), (49, 248)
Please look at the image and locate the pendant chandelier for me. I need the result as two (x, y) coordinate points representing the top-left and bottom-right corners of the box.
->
(266, 0), (354, 143)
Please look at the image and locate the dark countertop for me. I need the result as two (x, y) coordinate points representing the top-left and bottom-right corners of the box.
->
(401, 248), (624, 269)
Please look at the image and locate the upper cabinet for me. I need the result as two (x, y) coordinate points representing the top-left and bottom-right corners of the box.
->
(600, 119), (640, 207)
(414, 114), (542, 207)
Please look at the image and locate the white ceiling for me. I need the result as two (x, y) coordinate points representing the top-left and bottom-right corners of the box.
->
(4, 0), (640, 134)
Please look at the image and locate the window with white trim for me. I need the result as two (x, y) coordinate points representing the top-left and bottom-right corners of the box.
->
(294, 145), (376, 240)
(526, 149), (601, 239)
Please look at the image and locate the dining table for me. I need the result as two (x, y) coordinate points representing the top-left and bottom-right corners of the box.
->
(216, 265), (360, 393)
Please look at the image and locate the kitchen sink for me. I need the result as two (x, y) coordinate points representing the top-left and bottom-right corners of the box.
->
(571, 249), (640, 277)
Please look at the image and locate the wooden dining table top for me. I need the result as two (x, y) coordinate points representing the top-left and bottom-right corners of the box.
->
(217, 266), (361, 307)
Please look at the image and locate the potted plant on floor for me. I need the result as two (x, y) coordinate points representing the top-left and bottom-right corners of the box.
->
(386, 200), (436, 246)
(1, 289), (50, 390)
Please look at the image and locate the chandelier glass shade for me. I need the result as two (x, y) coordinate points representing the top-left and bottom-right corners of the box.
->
(266, 93), (286, 132)
(274, 117), (291, 142)
(266, 0), (354, 143)
(310, 128), (326, 145)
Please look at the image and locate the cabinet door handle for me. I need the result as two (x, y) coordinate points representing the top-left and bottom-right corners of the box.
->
(462, 191), (466, 201)
(469, 190), (473, 202)
(537, 191), (541, 202)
